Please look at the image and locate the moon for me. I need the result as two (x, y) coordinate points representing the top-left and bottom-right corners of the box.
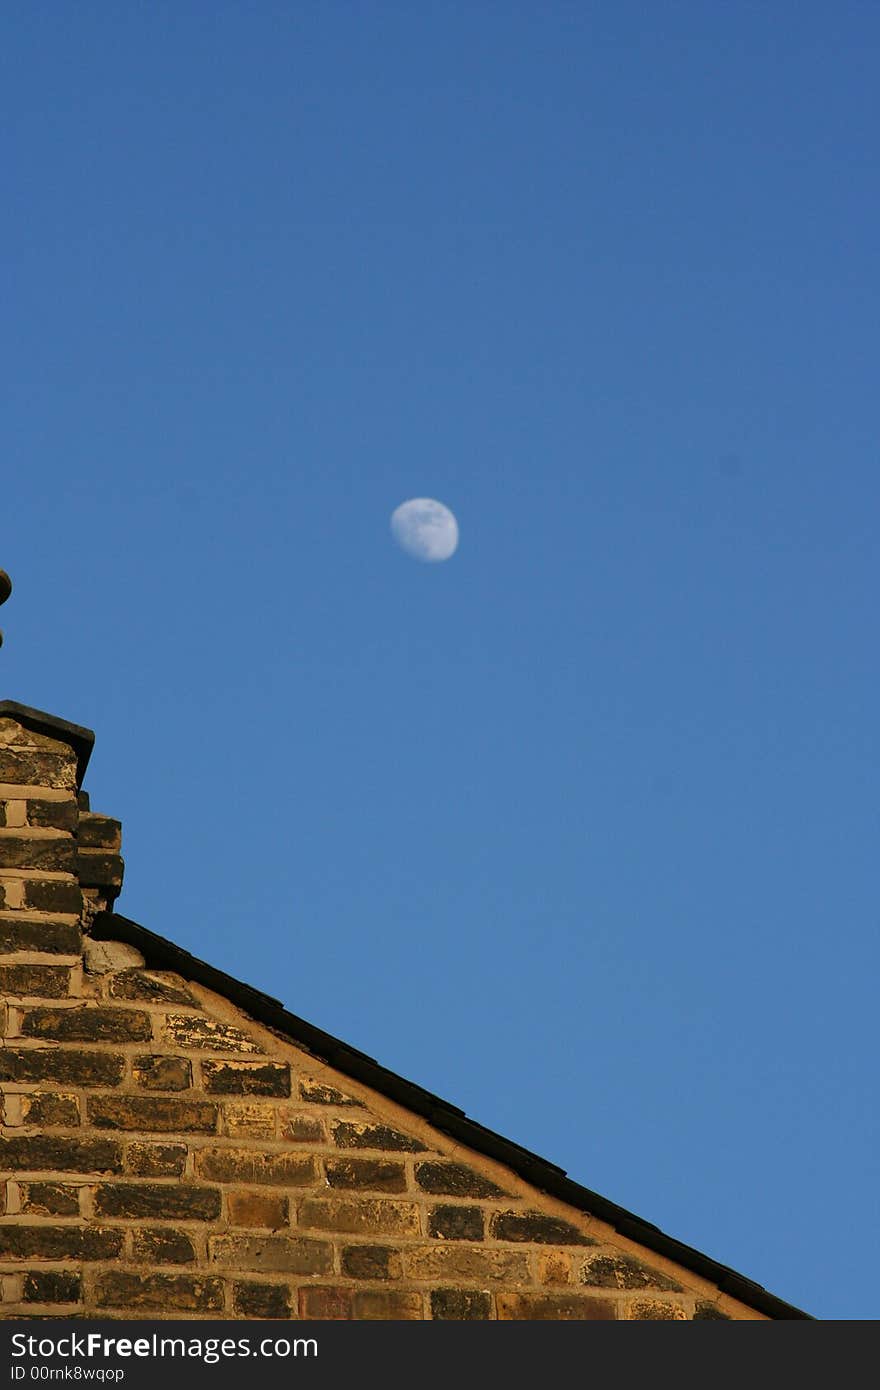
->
(390, 498), (459, 563)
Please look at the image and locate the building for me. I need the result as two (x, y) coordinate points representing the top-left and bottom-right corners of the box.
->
(0, 698), (811, 1320)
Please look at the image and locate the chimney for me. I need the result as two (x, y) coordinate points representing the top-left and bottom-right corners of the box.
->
(0, 703), (124, 954)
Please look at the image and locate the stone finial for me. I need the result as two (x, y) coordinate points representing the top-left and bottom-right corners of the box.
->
(0, 567), (11, 647)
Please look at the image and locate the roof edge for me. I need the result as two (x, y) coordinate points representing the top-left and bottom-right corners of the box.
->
(91, 909), (814, 1321)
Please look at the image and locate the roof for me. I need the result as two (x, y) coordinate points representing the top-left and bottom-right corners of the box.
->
(92, 908), (813, 1320)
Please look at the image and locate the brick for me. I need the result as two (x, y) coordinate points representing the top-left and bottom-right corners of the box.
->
(233, 1282), (291, 1319)
(77, 814), (121, 849)
(694, 1301), (732, 1320)
(196, 1149), (315, 1186)
(227, 1192), (288, 1229)
(125, 1142), (187, 1178)
(131, 1228), (197, 1264)
(491, 1211), (594, 1246)
(0, 836), (75, 871)
(298, 1197), (421, 1238)
(299, 1079), (363, 1107)
(353, 1290), (422, 1320)
(222, 1105), (276, 1139)
(341, 1245), (401, 1280)
(20, 1091), (80, 1126)
(429, 1205), (484, 1241)
(88, 1095), (217, 1133)
(208, 1234), (332, 1275)
(0, 1135), (122, 1173)
(95, 1184), (221, 1220)
(21, 1006), (152, 1043)
(624, 1299), (687, 1320)
(132, 1055), (192, 1091)
(22, 881), (82, 914)
(404, 1247), (530, 1284)
(164, 1013), (263, 1054)
(496, 1293), (617, 1320)
(431, 1289), (493, 1320)
(0, 964), (71, 997)
(537, 1252), (572, 1286)
(324, 1157), (407, 1193)
(415, 1162), (507, 1198)
(110, 972), (195, 1005)
(0, 750), (76, 789)
(94, 1273), (224, 1312)
(281, 1114), (325, 1143)
(0, 917), (81, 955)
(23, 1271), (82, 1304)
(0, 1227), (122, 1261)
(202, 1060), (290, 1096)
(76, 850), (123, 889)
(19, 1182), (80, 1216)
(332, 1121), (426, 1153)
(0, 1048), (124, 1086)
(26, 800), (78, 833)
(580, 1253), (682, 1291)
(298, 1286), (351, 1320)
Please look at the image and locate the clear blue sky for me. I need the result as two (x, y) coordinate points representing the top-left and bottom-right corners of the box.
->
(3, 3), (877, 1321)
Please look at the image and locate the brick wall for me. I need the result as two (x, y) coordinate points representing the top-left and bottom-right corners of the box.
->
(0, 710), (762, 1320)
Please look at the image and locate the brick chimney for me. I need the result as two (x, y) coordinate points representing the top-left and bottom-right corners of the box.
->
(0, 702), (124, 951)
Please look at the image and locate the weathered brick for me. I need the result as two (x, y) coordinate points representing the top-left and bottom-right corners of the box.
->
(0, 1048), (124, 1086)
(580, 1253), (681, 1291)
(299, 1079), (363, 1107)
(77, 814), (121, 849)
(88, 1095), (217, 1133)
(19, 1182), (80, 1216)
(26, 800), (78, 833)
(431, 1289), (493, 1320)
(404, 1247), (530, 1284)
(0, 835), (75, 871)
(21, 1006), (152, 1043)
(624, 1299), (687, 1320)
(0, 1135), (121, 1174)
(227, 1192), (288, 1229)
(299, 1286), (352, 1319)
(0, 964), (71, 997)
(196, 1149), (314, 1187)
(110, 972), (195, 1006)
(429, 1205), (484, 1242)
(281, 1114), (325, 1143)
(222, 1105), (276, 1139)
(0, 917), (81, 955)
(23, 1271), (82, 1304)
(95, 1184), (221, 1221)
(76, 850), (123, 890)
(353, 1290), (423, 1320)
(202, 1059), (290, 1096)
(694, 1301), (732, 1320)
(22, 880), (82, 914)
(164, 1013), (263, 1054)
(491, 1211), (594, 1246)
(298, 1197), (421, 1238)
(94, 1273), (224, 1311)
(0, 1227), (122, 1261)
(125, 1142), (187, 1178)
(0, 750), (76, 790)
(341, 1245), (401, 1280)
(20, 1091), (80, 1126)
(324, 1157), (407, 1193)
(332, 1121), (426, 1153)
(233, 1282), (291, 1318)
(415, 1162), (507, 1198)
(496, 1292), (617, 1320)
(132, 1055), (192, 1091)
(131, 1228), (197, 1264)
(537, 1252), (572, 1286)
(208, 1234), (332, 1275)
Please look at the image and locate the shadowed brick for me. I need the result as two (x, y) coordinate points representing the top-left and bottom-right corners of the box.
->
(429, 1205), (484, 1241)
(491, 1211), (594, 1246)
(0, 750), (76, 789)
(22, 881), (82, 914)
(324, 1157), (407, 1193)
(77, 815), (121, 849)
(202, 1060), (290, 1096)
(299, 1286), (352, 1319)
(299, 1080), (363, 1107)
(694, 1301), (732, 1320)
(341, 1245), (401, 1280)
(354, 1291), (423, 1319)
(497, 1292), (616, 1320)
(281, 1114), (325, 1143)
(0, 835), (75, 871)
(132, 1228), (197, 1264)
(95, 1184), (221, 1221)
(163, 1014), (263, 1054)
(0, 1135), (121, 1173)
(19, 1182), (80, 1216)
(0, 918), (81, 956)
(209, 1234), (332, 1275)
(0, 1049), (124, 1086)
(233, 1282), (291, 1318)
(415, 1162), (507, 1198)
(332, 1121), (426, 1153)
(132, 1055), (192, 1091)
(21, 1007), (151, 1043)
(94, 1273), (224, 1311)
(0, 965), (71, 998)
(196, 1149), (314, 1186)
(125, 1142), (187, 1178)
(0, 1227), (122, 1261)
(581, 1253), (682, 1291)
(23, 1271), (82, 1304)
(88, 1095), (217, 1133)
(431, 1289), (493, 1320)
(110, 972), (195, 1005)
(26, 800), (78, 833)
(624, 1299), (687, 1320)
(20, 1091), (80, 1126)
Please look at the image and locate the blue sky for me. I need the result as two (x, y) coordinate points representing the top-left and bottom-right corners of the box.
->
(3, 3), (877, 1320)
